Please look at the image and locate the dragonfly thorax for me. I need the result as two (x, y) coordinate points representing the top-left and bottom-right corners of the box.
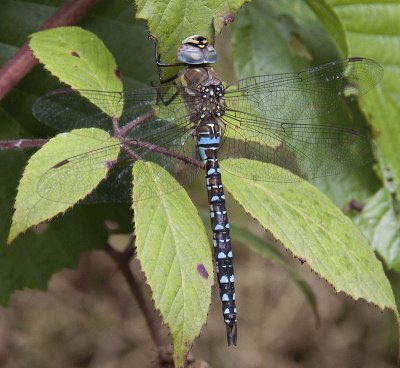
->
(180, 66), (226, 122)
(198, 84), (226, 120)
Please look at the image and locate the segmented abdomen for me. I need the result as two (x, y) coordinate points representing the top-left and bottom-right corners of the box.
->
(197, 119), (237, 346)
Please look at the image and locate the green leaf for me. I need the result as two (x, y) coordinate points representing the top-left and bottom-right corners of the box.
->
(133, 161), (213, 368)
(311, 169), (380, 208)
(321, 1), (400, 198)
(8, 128), (120, 243)
(135, 0), (250, 76)
(256, 0), (343, 63)
(355, 189), (400, 272)
(305, 0), (348, 57)
(29, 27), (123, 117)
(230, 0), (311, 77)
(222, 159), (398, 319)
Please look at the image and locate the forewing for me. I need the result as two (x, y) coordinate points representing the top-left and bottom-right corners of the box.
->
(32, 89), (113, 131)
(32, 85), (192, 131)
(224, 58), (383, 121)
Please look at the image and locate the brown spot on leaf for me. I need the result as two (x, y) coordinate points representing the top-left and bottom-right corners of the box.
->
(344, 128), (359, 136)
(349, 199), (364, 212)
(105, 160), (117, 170)
(34, 221), (49, 234)
(349, 56), (364, 62)
(104, 219), (120, 231)
(221, 13), (235, 26)
(114, 68), (121, 80)
(197, 264), (209, 279)
(53, 159), (70, 169)
(298, 257), (307, 264)
(70, 51), (80, 58)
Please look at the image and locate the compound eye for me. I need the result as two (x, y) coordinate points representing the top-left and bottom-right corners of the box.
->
(203, 45), (217, 63)
(177, 44), (205, 64)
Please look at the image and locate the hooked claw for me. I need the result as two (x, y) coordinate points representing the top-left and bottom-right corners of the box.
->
(226, 322), (237, 346)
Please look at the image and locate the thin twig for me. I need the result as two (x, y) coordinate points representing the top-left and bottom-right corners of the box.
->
(0, 120), (202, 172)
(0, 139), (47, 150)
(0, 0), (103, 101)
(105, 243), (166, 348)
(119, 110), (156, 137)
(122, 145), (142, 161)
(112, 116), (121, 136)
(125, 139), (204, 169)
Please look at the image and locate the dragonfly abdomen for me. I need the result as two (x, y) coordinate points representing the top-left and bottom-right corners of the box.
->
(197, 120), (237, 346)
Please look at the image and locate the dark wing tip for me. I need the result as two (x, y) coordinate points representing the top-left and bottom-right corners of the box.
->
(345, 57), (384, 95)
(348, 56), (364, 62)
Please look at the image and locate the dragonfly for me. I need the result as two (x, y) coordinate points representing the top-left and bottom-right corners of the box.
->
(31, 33), (383, 347)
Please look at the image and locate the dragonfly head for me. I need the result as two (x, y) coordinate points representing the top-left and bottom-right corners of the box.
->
(177, 35), (217, 65)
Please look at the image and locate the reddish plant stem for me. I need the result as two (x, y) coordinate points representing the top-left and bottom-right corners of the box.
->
(0, 139), (47, 150)
(0, 0), (103, 101)
(125, 139), (204, 169)
(118, 110), (156, 137)
(112, 116), (121, 136)
(0, 121), (203, 171)
(0, 136), (203, 170)
(105, 244), (166, 348)
(122, 145), (141, 161)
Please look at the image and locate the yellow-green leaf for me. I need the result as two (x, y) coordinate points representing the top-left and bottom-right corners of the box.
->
(222, 159), (398, 318)
(29, 27), (123, 117)
(133, 161), (213, 368)
(356, 189), (400, 272)
(8, 128), (120, 243)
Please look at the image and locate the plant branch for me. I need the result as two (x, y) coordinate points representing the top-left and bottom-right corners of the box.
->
(0, 139), (47, 150)
(105, 243), (166, 348)
(0, 116), (203, 172)
(125, 139), (204, 169)
(122, 145), (142, 161)
(118, 110), (156, 137)
(0, 0), (103, 101)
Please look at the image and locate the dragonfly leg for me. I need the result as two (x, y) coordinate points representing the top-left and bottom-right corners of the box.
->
(148, 32), (185, 83)
(211, 17), (216, 47)
(158, 73), (179, 85)
(112, 116), (121, 136)
(155, 83), (180, 106)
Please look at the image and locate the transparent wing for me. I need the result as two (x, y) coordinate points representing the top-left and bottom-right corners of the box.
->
(37, 133), (122, 204)
(128, 132), (200, 202)
(123, 101), (201, 201)
(32, 89), (113, 131)
(224, 58), (383, 121)
(34, 57), (382, 199)
(36, 101), (201, 204)
(32, 85), (191, 132)
(219, 111), (374, 182)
